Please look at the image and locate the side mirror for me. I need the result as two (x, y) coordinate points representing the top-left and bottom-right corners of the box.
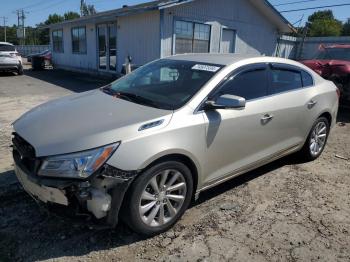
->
(204, 94), (246, 110)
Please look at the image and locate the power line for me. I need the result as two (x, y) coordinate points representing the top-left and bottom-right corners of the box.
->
(292, 14), (305, 26)
(280, 3), (350, 13)
(274, 0), (321, 7)
(28, 0), (70, 14)
(16, 0), (49, 11)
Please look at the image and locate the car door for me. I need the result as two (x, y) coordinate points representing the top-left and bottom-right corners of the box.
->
(266, 63), (315, 152)
(201, 63), (283, 185)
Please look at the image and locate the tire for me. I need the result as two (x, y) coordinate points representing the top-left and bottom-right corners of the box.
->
(298, 117), (330, 161)
(122, 161), (193, 236)
(17, 65), (24, 75)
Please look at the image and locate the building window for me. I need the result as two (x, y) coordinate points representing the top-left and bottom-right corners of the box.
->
(71, 27), (86, 54)
(52, 29), (63, 53)
(175, 20), (210, 54)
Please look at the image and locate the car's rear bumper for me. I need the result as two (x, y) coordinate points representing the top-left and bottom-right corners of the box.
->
(0, 63), (21, 71)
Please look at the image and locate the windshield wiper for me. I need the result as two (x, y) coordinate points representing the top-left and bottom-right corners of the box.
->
(101, 87), (171, 110)
(101, 85), (115, 95)
(114, 92), (165, 109)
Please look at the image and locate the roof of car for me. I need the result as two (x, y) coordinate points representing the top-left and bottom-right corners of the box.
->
(0, 42), (14, 46)
(325, 44), (350, 49)
(166, 53), (316, 72)
(167, 53), (257, 66)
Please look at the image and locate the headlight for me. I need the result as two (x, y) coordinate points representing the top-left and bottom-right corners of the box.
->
(38, 142), (120, 179)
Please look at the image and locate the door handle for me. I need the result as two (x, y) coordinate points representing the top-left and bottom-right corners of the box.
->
(261, 114), (274, 121)
(308, 100), (317, 108)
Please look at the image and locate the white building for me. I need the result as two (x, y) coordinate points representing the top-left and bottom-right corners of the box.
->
(48, 0), (294, 75)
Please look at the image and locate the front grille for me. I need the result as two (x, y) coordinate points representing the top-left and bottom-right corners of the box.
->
(12, 133), (40, 173)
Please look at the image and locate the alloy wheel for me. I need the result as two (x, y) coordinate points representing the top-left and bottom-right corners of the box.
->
(309, 121), (327, 156)
(138, 169), (187, 227)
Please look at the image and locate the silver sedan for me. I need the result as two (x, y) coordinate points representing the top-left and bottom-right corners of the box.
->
(13, 54), (339, 235)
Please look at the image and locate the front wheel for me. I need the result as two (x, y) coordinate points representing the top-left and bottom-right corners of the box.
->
(122, 161), (193, 235)
(298, 117), (330, 161)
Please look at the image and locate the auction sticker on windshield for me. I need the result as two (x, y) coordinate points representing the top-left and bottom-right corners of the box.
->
(192, 64), (221, 72)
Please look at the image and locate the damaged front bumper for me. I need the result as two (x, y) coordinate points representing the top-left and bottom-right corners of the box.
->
(13, 149), (138, 227)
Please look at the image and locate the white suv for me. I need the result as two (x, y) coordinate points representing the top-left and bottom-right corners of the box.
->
(0, 42), (23, 75)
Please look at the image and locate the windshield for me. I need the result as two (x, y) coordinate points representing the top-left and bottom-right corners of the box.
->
(315, 48), (350, 61)
(103, 59), (222, 110)
(0, 44), (15, 52)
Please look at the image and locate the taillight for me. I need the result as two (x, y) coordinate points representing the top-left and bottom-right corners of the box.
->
(336, 88), (341, 99)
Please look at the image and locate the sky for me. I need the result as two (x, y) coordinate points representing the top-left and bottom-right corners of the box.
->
(0, 0), (349, 27)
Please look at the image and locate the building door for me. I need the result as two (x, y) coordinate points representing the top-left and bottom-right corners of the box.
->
(97, 24), (117, 72)
(220, 29), (236, 53)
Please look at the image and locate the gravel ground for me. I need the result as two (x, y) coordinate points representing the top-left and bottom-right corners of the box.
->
(0, 67), (349, 262)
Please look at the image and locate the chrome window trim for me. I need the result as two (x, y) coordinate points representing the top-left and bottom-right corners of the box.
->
(194, 63), (269, 113)
(194, 62), (315, 114)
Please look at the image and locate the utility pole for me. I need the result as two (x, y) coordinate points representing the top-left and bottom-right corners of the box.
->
(80, 0), (85, 16)
(0, 16), (8, 42)
(15, 9), (26, 45)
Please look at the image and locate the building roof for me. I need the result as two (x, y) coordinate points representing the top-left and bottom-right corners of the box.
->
(48, 0), (294, 33)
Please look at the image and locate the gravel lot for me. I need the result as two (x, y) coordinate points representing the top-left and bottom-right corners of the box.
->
(0, 67), (349, 262)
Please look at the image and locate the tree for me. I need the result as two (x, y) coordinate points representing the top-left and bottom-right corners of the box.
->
(81, 0), (97, 16)
(307, 10), (343, 37)
(64, 11), (80, 21)
(44, 14), (64, 25)
(37, 12), (82, 45)
(0, 25), (19, 44)
(308, 10), (335, 22)
(342, 18), (350, 36)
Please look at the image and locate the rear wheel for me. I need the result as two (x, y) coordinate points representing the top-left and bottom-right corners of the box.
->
(122, 161), (193, 235)
(298, 117), (330, 161)
(17, 65), (23, 75)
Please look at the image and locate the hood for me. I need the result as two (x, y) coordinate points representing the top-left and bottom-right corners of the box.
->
(300, 59), (350, 77)
(14, 90), (173, 157)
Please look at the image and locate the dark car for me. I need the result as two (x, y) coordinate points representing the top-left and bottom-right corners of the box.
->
(300, 45), (350, 103)
(27, 49), (51, 62)
(28, 49), (52, 70)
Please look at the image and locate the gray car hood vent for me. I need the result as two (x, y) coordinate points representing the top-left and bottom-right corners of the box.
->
(138, 119), (165, 131)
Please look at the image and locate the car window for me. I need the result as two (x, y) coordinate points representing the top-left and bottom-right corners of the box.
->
(0, 44), (15, 52)
(215, 68), (268, 100)
(108, 59), (223, 110)
(301, 71), (314, 87)
(270, 69), (303, 94)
